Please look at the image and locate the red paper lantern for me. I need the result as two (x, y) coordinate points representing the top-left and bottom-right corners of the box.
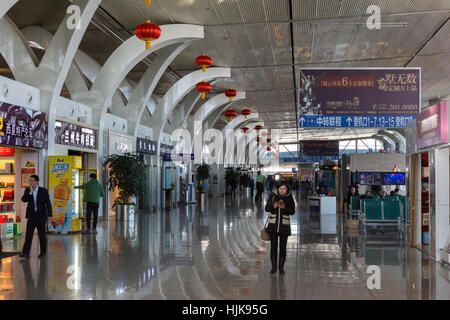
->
(255, 125), (263, 131)
(256, 137), (261, 143)
(225, 88), (237, 102)
(241, 109), (251, 119)
(241, 127), (249, 134)
(224, 109), (237, 122)
(195, 81), (212, 99)
(267, 147), (271, 152)
(135, 20), (161, 50)
(267, 138), (271, 143)
(196, 54), (213, 72)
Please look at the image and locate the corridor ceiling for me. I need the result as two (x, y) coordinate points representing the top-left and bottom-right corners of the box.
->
(2, 0), (450, 143)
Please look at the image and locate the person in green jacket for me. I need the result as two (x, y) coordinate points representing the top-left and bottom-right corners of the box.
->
(74, 173), (105, 234)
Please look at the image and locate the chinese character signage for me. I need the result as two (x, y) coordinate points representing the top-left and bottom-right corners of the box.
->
(299, 140), (339, 157)
(417, 101), (449, 150)
(299, 115), (415, 128)
(299, 68), (420, 128)
(137, 137), (157, 155)
(282, 155), (339, 163)
(55, 120), (97, 150)
(163, 153), (194, 162)
(0, 102), (48, 148)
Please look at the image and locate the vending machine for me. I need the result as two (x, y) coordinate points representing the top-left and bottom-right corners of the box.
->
(48, 156), (83, 233)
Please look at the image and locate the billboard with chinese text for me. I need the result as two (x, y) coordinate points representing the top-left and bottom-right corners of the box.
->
(299, 68), (420, 128)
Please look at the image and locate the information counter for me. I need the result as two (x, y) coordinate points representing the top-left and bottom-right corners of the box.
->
(308, 196), (337, 234)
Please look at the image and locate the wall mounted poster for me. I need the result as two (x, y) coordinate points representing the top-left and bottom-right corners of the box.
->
(21, 168), (36, 188)
(298, 68), (420, 128)
(0, 102), (48, 148)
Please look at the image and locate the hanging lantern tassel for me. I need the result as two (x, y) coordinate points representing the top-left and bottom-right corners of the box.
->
(225, 88), (237, 102)
(224, 109), (237, 122)
(196, 54), (213, 72)
(241, 109), (251, 120)
(196, 81), (212, 100)
(135, 20), (162, 51)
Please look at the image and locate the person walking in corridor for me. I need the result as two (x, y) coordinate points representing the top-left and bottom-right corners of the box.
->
(255, 172), (264, 201)
(20, 175), (52, 259)
(75, 173), (105, 234)
(0, 238), (3, 256)
(264, 181), (296, 275)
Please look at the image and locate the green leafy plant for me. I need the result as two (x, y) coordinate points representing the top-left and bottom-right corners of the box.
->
(195, 164), (210, 194)
(103, 153), (146, 207)
(370, 184), (382, 197)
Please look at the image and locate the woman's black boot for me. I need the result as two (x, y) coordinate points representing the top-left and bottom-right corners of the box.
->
(270, 255), (278, 274)
(279, 256), (286, 275)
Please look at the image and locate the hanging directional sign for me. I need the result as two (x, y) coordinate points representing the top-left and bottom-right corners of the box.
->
(163, 153), (194, 162)
(299, 115), (416, 128)
(298, 68), (420, 128)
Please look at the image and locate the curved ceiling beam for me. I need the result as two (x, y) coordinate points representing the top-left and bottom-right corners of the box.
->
(194, 92), (246, 124)
(187, 91), (246, 140)
(233, 121), (265, 165)
(20, 26), (90, 98)
(79, 24), (204, 120)
(0, 16), (39, 81)
(222, 114), (260, 166)
(126, 41), (200, 137)
(0, 0), (19, 20)
(154, 67), (230, 145)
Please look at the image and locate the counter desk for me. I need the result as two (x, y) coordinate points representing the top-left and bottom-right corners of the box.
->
(308, 196), (337, 234)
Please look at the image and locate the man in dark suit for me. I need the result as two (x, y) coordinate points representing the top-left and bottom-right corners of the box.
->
(20, 175), (52, 259)
(0, 237), (3, 255)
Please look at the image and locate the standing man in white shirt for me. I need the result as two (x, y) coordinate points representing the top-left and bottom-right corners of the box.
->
(20, 175), (52, 259)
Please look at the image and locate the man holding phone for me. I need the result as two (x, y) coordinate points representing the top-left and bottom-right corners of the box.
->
(20, 175), (52, 259)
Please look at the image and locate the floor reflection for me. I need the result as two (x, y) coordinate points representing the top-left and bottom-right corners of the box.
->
(0, 193), (448, 300)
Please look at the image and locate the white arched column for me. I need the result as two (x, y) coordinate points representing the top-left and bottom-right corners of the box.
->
(0, 0), (19, 20)
(71, 24), (204, 201)
(189, 91), (246, 138)
(153, 67), (230, 208)
(0, 17), (39, 80)
(128, 41), (201, 139)
(1, 0), (101, 156)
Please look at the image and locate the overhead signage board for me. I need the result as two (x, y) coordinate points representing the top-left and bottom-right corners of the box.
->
(55, 120), (97, 150)
(298, 68), (420, 128)
(417, 101), (450, 150)
(163, 153), (194, 162)
(299, 140), (339, 157)
(0, 102), (48, 149)
(282, 155), (339, 163)
(137, 137), (157, 155)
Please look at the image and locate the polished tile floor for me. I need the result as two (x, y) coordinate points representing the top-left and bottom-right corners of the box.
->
(0, 193), (449, 300)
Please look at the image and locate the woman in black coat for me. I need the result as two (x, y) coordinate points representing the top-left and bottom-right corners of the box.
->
(264, 180), (296, 275)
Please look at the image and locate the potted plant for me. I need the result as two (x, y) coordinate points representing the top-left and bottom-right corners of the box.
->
(370, 185), (382, 198)
(104, 153), (146, 221)
(195, 164), (210, 204)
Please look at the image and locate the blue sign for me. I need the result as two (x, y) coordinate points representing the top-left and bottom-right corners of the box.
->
(283, 155), (339, 163)
(299, 115), (416, 128)
(163, 153), (194, 162)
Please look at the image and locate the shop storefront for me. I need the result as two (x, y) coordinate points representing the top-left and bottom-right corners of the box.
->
(50, 119), (99, 233)
(0, 102), (47, 246)
(106, 131), (133, 217)
(136, 137), (157, 212)
(409, 101), (450, 262)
